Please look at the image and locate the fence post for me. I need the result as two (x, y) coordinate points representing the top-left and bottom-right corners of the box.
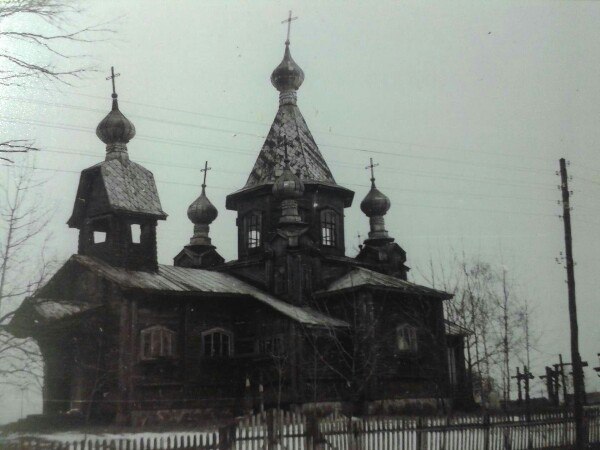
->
(347, 416), (362, 450)
(218, 423), (234, 450)
(416, 417), (428, 450)
(483, 413), (491, 450)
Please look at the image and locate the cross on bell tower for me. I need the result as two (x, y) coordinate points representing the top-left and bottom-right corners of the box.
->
(281, 10), (298, 45)
(106, 66), (120, 98)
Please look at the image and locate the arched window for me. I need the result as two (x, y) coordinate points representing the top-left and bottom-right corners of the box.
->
(244, 212), (261, 249)
(320, 209), (338, 247)
(140, 325), (176, 360)
(202, 328), (233, 357)
(396, 324), (418, 353)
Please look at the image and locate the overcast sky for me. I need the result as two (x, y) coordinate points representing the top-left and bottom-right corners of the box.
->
(2, 0), (600, 423)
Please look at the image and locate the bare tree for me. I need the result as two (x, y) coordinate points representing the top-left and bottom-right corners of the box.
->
(421, 251), (527, 408)
(0, 0), (113, 161)
(0, 163), (55, 398)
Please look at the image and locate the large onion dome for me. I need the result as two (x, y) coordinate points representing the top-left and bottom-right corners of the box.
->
(187, 187), (218, 225)
(96, 94), (136, 145)
(360, 185), (391, 218)
(271, 43), (305, 92)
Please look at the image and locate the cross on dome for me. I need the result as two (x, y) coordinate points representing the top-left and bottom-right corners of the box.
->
(281, 10), (298, 45)
(365, 157), (380, 188)
(200, 161), (212, 190)
(106, 66), (121, 98)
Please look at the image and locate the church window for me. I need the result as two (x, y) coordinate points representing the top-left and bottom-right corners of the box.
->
(93, 231), (106, 243)
(320, 209), (338, 247)
(256, 334), (284, 356)
(202, 328), (233, 357)
(244, 212), (261, 249)
(396, 324), (418, 353)
(447, 346), (458, 385)
(140, 325), (176, 360)
(131, 224), (141, 244)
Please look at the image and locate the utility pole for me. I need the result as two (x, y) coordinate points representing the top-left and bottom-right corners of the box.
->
(558, 158), (586, 449)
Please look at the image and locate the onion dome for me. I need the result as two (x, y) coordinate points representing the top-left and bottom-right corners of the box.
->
(272, 139), (305, 199)
(187, 186), (218, 225)
(360, 158), (390, 217)
(271, 43), (305, 92)
(96, 94), (136, 145)
(360, 186), (391, 217)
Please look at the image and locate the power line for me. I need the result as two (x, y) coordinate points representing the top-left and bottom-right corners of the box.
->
(37, 146), (558, 204)
(11, 87), (556, 165)
(0, 116), (556, 191)
(0, 163), (560, 218)
(1, 95), (556, 175)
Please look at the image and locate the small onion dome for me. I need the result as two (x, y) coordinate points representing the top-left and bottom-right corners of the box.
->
(360, 186), (391, 217)
(187, 187), (218, 225)
(271, 43), (305, 92)
(273, 166), (305, 199)
(96, 96), (136, 144)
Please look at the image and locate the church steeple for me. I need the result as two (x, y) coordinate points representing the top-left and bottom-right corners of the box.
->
(226, 17), (353, 261)
(360, 158), (391, 242)
(174, 162), (224, 269)
(68, 67), (166, 271)
(356, 158), (409, 279)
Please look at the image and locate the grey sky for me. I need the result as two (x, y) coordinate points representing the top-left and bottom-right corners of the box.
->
(1, 0), (599, 423)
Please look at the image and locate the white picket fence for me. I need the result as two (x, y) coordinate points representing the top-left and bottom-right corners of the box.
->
(3, 408), (600, 450)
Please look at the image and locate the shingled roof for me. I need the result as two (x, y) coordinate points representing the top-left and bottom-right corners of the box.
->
(244, 103), (336, 188)
(316, 267), (453, 300)
(69, 255), (347, 328)
(68, 159), (167, 227)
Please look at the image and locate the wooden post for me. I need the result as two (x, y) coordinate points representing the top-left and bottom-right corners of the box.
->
(218, 424), (233, 450)
(416, 417), (428, 450)
(483, 413), (491, 450)
(559, 158), (586, 450)
(523, 365), (534, 421)
(512, 366), (523, 405)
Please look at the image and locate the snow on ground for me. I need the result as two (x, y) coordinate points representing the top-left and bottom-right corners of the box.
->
(4, 430), (218, 447)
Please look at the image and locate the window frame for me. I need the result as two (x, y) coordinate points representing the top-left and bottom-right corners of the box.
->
(320, 208), (338, 247)
(396, 323), (418, 354)
(256, 334), (285, 356)
(201, 327), (234, 358)
(243, 211), (262, 250)
(140, 325), (176, 361)
(447, 346), (458, 385)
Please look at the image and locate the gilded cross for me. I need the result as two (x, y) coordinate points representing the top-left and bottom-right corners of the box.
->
(365, 157), (379, 187)
(105, 66), (120, 96)
(200, 161), (211, 189)
(281, 10), (298, 44)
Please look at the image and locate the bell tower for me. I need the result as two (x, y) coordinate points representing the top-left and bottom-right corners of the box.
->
(67, 67), (167, 271)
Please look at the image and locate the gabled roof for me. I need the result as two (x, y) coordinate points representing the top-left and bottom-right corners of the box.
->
(68, 159), (167, 227)
(71, 255), (347, 328)
(316, 267), (452, 300)
(445, 320), (472, 336)
(244, 103), (336, 188)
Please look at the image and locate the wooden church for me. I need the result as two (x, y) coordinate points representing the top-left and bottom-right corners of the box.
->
(9, 33), (471, 426)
